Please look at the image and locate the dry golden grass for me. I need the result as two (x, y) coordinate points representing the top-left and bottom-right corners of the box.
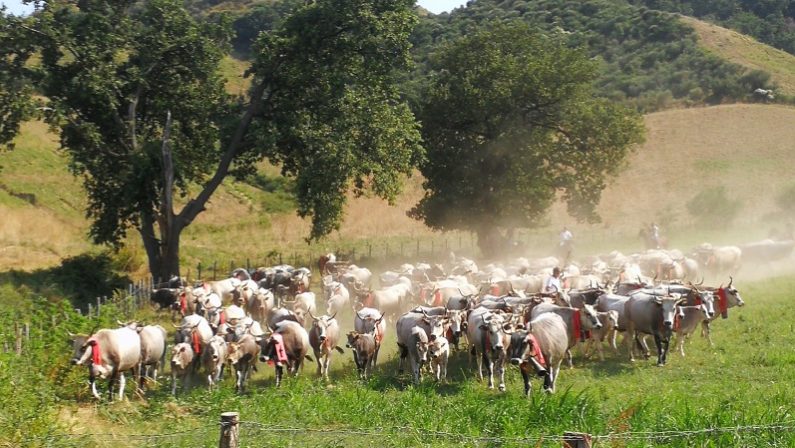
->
(679, 15), (795, 96)
(4, 102), (795, 272)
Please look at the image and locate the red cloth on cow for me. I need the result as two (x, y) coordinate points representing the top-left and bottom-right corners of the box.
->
(363, 293), (374, 308)
(717, 288), (729, 318)
(270, 333), (289, 365)
(490, 285), (500, 296)
(192, 331), (201, 355)
(87, 337), (101, 365)
(219, 310), (226, 326)
(179, 293), (187, 314)
(572, 309), (582, 341)
(526, 334), (546, 368)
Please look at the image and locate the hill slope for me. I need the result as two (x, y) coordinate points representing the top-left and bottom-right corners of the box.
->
(680, 15), (795, 96)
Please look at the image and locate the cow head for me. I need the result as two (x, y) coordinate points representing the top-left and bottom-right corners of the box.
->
(479, 313), (510, 353)
(428, 335), (448, 360)
(420, 310), (448, 338)
(346, 331), (360, 349)
(445, 309), (465, 345)
(171, 343), (194, 370)
(310, 312), (337, 343)
(509, 329), (532, 366)
(206, 336), (226, 362)
(580, 304), (603, 330)
(654, 293), (684, 329)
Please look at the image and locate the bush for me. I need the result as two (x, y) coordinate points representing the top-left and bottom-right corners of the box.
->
(686, 186), (741, 228)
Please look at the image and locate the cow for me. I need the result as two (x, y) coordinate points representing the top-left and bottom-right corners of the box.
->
(409, 305), (466, 350)
(259, 320), (313, 387)
(245, 288), (273, 325)
(323, 279), (350, 316)
(346, 331), (377, 380)
(291, 291), (317, 325)
(227, 333), (260, 393)
(364, 280), (413, 318)
(467, 307), (511, 391)
(695, 245), (742, 277)
(289, 267), (312, 298)
(170, 343), (194, 396)
(509, 313), (568, 395)
(701, 278), (745, 345)
(70, 327), (142, 401)
(530, 302), (602, 367)
(582, 310), (619, 361)
(395, 321), (429, 385)
(674, 304), (711, 357)
(625, 292), (684, 366)
(202, 335), (228, 389)
(354, 307), (386, 366)
(308, 313), (345, 379)
(267, 306), (301, 328)
(150, 287), (182, 312)
(428, 335), (450, 383)
(117, 322), (167, 390)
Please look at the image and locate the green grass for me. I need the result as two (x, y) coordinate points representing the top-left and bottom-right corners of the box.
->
(2, 274), (795, 446)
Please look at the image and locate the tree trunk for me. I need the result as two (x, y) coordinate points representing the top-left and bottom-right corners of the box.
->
(476, 226), (509, 259)
(139, 215), (183, 286)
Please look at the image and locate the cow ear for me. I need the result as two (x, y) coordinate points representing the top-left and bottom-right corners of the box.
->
(179, 346), (186, 352)
(422, 318), (430, 324)
(429, 334), (437, 342)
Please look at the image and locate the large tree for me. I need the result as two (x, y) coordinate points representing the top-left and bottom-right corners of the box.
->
(411, 22), (645, 256)
(9, 0), (422, 281)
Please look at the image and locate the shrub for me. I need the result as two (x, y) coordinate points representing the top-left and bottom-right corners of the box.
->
(686, 186), (741, 228)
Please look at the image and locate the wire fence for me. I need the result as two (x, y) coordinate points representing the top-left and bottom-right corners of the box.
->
(18, 419), (795, 447)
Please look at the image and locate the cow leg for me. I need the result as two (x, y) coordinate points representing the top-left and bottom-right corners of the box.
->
(496, 355), (506, 392)
(118, 371), (127, 401)
(90, 376), (101, 400)
(521, 368), (531, 397)
(661, 337), (670, 366)
(397, 344), (407, 375)
(653, 334), (664, 366)
(484, 355), (494, 389)
(171, 372), (177, 396)
(372, 343), (381, 367)
(207, 373), (214, 390)
(314, 350), (323, 376)
(627, 329), (636, 362)
(441, 359), (448, 383)
(677, 332), (686, 357)
(565, 349), (573, 369)
(411, 359), (421, 385)
(275, 365), (283, 387)
(323, 353), (331, 379)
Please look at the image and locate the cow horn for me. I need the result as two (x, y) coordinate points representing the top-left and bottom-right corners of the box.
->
(66, 330), (76, 338)
(421, 309), (430, 318)
(697, 276), (704, 286)
(728, 276), (733, 288)
(116, 320), (127, 327)
(172, 323), (182, 329)
(356, 310), (366, 320)
(308, 311), (318, 321)
(376, 312), (386, 324)
(330, 312), (337, 321)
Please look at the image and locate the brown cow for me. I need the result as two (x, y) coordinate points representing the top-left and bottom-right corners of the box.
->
(346, 331), (377, 380)
(259, 321), (313, 387)
(308, 313), (345, 379)
(227, 334), (260, 393)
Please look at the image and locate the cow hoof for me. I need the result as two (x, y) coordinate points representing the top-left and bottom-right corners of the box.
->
(656, 363), (665, 367)
(498, 385), (506, 392)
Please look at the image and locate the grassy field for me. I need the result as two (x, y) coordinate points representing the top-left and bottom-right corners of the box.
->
(2, 268), (795, 447)
(679, 15), (795, 97)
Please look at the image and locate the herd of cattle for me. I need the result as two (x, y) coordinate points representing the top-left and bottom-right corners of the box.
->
(66, 238), (792, 401)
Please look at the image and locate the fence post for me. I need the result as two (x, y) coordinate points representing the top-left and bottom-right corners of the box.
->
(24, 323), (30, 351)
(219, 411), (240, 448)
(15, 323), (21, 355)
(562, 432), (592, 448)
(213, 261), (217, 281)
(96, 297), (102, 318)
(88, 303), (93, 319)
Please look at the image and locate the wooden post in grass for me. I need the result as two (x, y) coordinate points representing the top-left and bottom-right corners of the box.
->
(562, 432), (591, 448)
(219, 412), (239, 448)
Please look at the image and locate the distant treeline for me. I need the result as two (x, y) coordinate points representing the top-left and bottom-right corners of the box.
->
(196, 0), (785, 112)
(627, 0), (795, 56)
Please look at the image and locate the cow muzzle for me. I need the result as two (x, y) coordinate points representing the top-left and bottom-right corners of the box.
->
(260, 355), (269, 362)
(663, 321), (673, 329)
(594, 322), (603, 330)
(71, 358), (81, 366)
(510, 358), (522, 366)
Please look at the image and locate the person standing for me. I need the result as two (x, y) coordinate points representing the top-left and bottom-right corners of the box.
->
(544, 267), (563, 294)
(559, 227), (574, 263)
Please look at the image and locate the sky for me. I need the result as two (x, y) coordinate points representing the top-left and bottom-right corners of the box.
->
(3, 0), (469, 16)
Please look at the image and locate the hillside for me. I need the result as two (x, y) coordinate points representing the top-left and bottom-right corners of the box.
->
(680, 15), (795, 96)
(3, 103), (794, 272)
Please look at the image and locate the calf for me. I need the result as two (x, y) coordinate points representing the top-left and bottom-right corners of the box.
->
(354, 307), (386, 366)
(308, 313), (345, 379)
(428, 335), (450, 383)
(202, 335), (228, 389)
(346, 331), (376, 380)
(227, 333), (260, 393)
(170, 343), (194, 396)
(583, 310), (619, 361)
(674, 305), (710, 357)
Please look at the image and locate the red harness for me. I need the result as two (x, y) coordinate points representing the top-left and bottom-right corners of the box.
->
(269, 333), (289, 365)
(191, 331), (202, 354)
(526, 334), (546, 368)
(87, 338), (101, 365)
(572, 309), (582, 341)
(219, 310), (226, 326)
(363, 292), (374, 308)
(432, 290), (443, 307)
(179, 292), (187, 314)
(490, 284), (500, 296)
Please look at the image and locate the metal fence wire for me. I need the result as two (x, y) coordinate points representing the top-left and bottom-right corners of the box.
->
(21, 420), (795, 448)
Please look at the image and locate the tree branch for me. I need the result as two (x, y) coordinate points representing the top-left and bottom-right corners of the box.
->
(177, 78), (269, 226)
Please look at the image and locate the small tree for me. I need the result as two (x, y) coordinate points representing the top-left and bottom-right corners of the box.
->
(411, 22), (645, 255)
(686, 186), (741, 228)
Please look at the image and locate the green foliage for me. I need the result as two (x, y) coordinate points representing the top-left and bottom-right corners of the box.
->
(775, 182), (795, 215)
(0, 10), (36, 152)
(407, 0), (780, 112)
(686, 185), (741, 227)
(628, 0), (795, 56)
(412, 22), (644, 253)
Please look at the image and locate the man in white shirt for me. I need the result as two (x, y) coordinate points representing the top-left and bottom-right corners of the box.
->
(559, 227), (574, 263)
(544, 267), (562, 294)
